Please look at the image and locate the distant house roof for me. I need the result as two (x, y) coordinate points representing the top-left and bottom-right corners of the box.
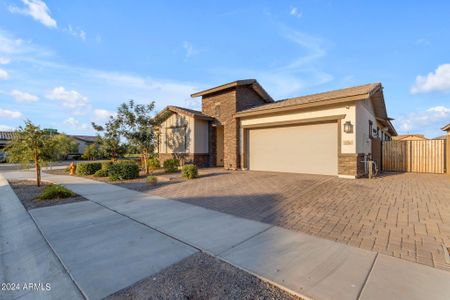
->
(392, 134), (427, 141)
(155, 105), (214, 123)
(433, 135), (447, 140)
(191, 79), (274, 103)
(442, 122), (450, 132)
(0, 131), (17, 140)
(71, 135), (97, 143)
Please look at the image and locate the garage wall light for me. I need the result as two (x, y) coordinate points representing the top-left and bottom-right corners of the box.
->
(343, 121), (353, 133)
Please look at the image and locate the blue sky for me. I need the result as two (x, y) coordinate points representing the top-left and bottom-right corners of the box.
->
(0, 0), (449, 137)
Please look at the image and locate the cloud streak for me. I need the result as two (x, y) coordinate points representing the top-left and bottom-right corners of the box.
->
(9, 0), (57, 28)
(10, 89), (39, 103)
(0, 108), (23, 119)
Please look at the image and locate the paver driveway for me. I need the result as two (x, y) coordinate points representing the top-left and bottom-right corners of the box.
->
(149, 169), (450, 271)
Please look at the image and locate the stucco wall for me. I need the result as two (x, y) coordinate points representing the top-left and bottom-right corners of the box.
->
(355, 99), (377, 154)
(194, 119), (209, 153)
(158, 113), (195, 153)
(240, 103), (357, 154)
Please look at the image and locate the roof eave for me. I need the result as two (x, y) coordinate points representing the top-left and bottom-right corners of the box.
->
(441, 123), (450, 132)
(235, 93), (370, 118)
(191, 79), (273, 103)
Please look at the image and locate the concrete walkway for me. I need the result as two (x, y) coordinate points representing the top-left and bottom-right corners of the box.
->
(0, 174), (83, 300)
(3, 170), (450, 300)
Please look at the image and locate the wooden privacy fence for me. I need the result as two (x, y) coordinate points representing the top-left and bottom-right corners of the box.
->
(382, 140), (446, 173)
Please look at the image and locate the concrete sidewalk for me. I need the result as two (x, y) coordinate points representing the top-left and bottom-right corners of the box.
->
(0, 174), (83, 300)
(4, 170), (450, 300)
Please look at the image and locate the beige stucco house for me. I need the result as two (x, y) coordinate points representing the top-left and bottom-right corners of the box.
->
(156, 79), (397, 178)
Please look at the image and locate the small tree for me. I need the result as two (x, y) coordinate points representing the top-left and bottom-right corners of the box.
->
(46, 134), (78, 161)
(117, 100), (157, 174)
(5, 120), (70, 186)
(92, 116), (125, 162)
(82, 143), (100, 160)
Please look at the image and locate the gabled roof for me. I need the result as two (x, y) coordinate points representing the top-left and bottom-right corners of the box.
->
(0, 131), (17, 140)
(155, 105), (214, 123)
(236, 83), (381, 117)
(392, 134), (426, 141)
(442, 122), (450, 132)
(191, 79), (273, 103)
(71, 135), (97, 143)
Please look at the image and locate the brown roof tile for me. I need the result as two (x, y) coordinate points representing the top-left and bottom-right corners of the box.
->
(236, 83), (381, 116)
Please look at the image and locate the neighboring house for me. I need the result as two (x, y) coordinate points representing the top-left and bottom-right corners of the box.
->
(392, 134), (427, 141)
(156, 79), (397, 178)
(0, 131), (16, 150)
(70, 135), (97, 154)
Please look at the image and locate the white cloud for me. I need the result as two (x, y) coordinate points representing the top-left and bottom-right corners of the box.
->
(0, 57), (11, 64)
(93, 109), (115, 121)
(182, 41), (199, 58)
(46, 87), (89, 108)
(411, 64), (450, 94)
(290, 7), (302, 18)
(0, 31), (24, 54)
(64, 25), (86, 40)
(9, 0), (57, 28)
(63, 117), (89, 130)
(395, 106), (450, 133)
(0, 124), (16, 131)
(0, 108), (23, 119)
(0, 68), (9, 80)
(10, 89), (39, 103)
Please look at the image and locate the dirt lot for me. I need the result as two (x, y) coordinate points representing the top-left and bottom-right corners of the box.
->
(107, 252), (301, 300)
(9, 179), (87, 210)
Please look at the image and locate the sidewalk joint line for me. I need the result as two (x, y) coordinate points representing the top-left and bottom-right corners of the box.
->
(27, 206), (87, 300)
(357, 252), (379, 300)
(216, 225), (274, 257)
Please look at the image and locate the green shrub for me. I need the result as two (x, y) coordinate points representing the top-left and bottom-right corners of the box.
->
(181, 164), (198, 179)
(37, 184), (75, 200)
(148, 157), (160, 172)
(163, 159), (179, 173)
(108, 161), (140, 181)
(101, 161), (113, 171)
(93, 168), (108, 177)
(146, 175), (157, 185)
(75, 162), (102, 176)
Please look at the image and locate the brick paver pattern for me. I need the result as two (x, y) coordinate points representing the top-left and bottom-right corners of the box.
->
(149, 169), (450, 271)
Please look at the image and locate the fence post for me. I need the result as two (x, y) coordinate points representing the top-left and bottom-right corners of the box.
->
(447, 134), (450, 175)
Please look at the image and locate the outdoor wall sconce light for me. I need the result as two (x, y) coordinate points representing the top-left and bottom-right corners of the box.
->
(343, 121), (353, 133)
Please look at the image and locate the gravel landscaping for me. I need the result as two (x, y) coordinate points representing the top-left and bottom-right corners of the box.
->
(44, 168), (192, 193)
(107, 252), (301, 300)
(8, 179), (87, 210)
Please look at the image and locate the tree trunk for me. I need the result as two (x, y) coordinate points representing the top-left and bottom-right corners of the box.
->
(35, 156), (41, 187)
(143, 151), (149, 175)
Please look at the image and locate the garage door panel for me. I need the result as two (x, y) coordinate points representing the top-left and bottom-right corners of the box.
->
(248, 122), (338, 175)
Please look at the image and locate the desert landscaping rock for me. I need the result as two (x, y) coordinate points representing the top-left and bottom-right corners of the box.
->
(107, 252), (302, 300)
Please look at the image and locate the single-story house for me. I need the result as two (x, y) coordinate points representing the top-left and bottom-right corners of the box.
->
(71, 135), (97, 154)
(392, 134), (427, 141)
(0, 131), (16, 150)
(156, 79), (397, 178)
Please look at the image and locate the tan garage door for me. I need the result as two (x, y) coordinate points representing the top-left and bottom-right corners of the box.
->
(248, 122), (338, 175)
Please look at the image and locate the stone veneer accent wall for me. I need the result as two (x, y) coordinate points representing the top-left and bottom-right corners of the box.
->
(201, 86), (267, 169)
(159, 153), (209, 168)
(338, 153), (366, 177)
